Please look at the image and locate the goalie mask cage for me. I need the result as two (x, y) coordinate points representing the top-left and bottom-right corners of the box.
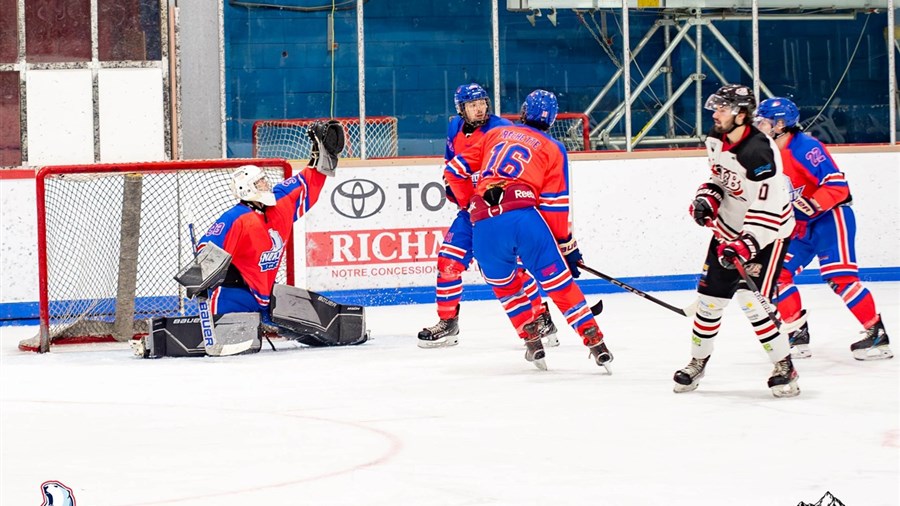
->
(21, 158), (295, 353)
(253, 116), (399, 160)
(500, 113), (591, 152)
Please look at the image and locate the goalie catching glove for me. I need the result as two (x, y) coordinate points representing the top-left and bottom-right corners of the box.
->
(308, 120), (345, 177)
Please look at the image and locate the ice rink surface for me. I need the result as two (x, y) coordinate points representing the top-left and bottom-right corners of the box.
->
(2, 282), (898, 506)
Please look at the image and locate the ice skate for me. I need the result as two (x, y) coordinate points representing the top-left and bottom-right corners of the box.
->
(850, 316), (893, 361)
(417, 306), (460, 348)
(522, 320), (547, 370)
(788, 316), (812, 359)
(673, 356), (710, 393)
(130, 336), (148, 358)
(768, 355), (800, 398)
(583, 327), (612, 373)
(535, 302), (559, 347)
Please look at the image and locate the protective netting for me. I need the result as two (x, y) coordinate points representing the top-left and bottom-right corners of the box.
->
(24, 159), (293, 350)
(253, 116), (399, 160)
(501, 113), (591, 152)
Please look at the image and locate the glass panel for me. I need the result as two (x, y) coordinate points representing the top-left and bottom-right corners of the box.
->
(0, 71), (22, 166)
(98, 0), (162, 61)
(25, 0), (91, 63)
(0, 0), (17, 63)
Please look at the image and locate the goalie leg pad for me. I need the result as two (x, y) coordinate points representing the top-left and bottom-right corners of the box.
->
(270, 284), (368, 346)
(138, 313), (261, 358)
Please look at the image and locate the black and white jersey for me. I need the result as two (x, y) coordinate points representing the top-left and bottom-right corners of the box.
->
(703, 126), (795, 247)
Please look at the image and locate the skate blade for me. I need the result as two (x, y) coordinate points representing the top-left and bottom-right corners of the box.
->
(771, 380), (800, 398)
(417, 336), (459, 349)
(790, 344), (811, 359)
(530, 357), (548, 371)
(852, 346), (894, 361)
(673, 381), (700, 393)
(600, 362), (612, 375)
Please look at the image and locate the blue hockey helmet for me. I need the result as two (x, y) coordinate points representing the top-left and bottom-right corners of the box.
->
(520, 89), (558, 130)
(755, 97), (800, 128)
(454, 83), (491, 126)
(454, 83), (489, 110)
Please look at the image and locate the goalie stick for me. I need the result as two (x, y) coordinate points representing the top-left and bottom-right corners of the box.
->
(577, 262), (697, 317)
(188, 223), (218, 350)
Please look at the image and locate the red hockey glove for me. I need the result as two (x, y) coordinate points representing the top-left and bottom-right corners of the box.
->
(558, 235), (582, 278)
(792, 220), (809, 240)
(716, 235), (759, 269)
(689, 183), (724, 227)
(792, 196), (822, 218)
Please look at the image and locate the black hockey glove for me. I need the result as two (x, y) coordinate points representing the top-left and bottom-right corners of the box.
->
(444, 183), (459, 207)
(716, 235), (758, 269)
(689, 183), (724, 227)
(307, 120), (345, 177)
(558, 235), (582, 278)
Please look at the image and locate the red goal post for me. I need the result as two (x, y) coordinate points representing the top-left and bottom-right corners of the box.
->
(253, 116), (399, 160)
(21, 158), (294, 353)
(500, 112), (591, 151)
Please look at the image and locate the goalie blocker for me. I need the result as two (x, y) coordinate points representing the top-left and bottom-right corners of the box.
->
(134, 285), (368, 358)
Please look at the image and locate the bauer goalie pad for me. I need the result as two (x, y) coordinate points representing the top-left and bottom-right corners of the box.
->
(173, 242), (232, 300)
(269, 284), (368, 346)
(134, 312), (262, 358)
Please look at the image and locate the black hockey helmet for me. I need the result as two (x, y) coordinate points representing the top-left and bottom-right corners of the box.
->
(704, 84), (757, 116)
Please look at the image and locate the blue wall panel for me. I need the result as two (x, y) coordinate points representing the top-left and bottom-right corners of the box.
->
(224, 3), (894, 157)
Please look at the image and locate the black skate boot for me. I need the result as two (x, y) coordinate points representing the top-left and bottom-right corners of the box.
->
(673, 356), (710, 393)
(768, 355), (800, 398)
(522, 320), (547, 371)
(535, 302), (559, 347)
(850, 315), (893, 361)
(583, 327), (612, 373)
(788, 313), (812, 359)
(417, 306), (460, 349)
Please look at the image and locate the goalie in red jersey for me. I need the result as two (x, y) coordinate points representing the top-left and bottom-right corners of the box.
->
(443, 89), (612, 372)
(140, 121), (368, 358)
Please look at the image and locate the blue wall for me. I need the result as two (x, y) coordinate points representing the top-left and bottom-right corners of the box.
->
(224, 3), (896, 157)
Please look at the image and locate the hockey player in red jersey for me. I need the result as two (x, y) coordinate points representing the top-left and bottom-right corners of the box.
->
(754, 97), (892, 361)
(418, 83), (558, 349)
(444, 89), (612, 372)
(676, 84), (800, 397)
(194, 121), (366, 348)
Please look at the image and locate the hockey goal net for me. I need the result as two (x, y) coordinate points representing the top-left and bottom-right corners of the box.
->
(501, 112), (591, 152)
(21, 158), (295, 352)
(253, 116), (399, 160)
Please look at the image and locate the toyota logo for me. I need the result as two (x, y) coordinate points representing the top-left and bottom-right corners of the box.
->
(331, 178), (386, 219)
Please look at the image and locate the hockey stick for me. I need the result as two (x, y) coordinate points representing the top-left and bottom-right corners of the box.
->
(732, 257), (782, 330)
(577, 262), (696, 317)
(187, 223), (218, 349)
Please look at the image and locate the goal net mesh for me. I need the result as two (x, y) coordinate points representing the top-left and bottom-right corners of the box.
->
(253, 116), (399, 160)
(501, 113), (591, 152)
(22, 159), (293, 351)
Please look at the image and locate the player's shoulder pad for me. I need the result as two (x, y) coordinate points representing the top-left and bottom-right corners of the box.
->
(736, 130), (778, 182)
(447, 116), (464, 136)
(489, 115), (514, 128)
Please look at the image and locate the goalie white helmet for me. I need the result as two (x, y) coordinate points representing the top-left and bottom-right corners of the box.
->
(230, 165), (276, 207)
